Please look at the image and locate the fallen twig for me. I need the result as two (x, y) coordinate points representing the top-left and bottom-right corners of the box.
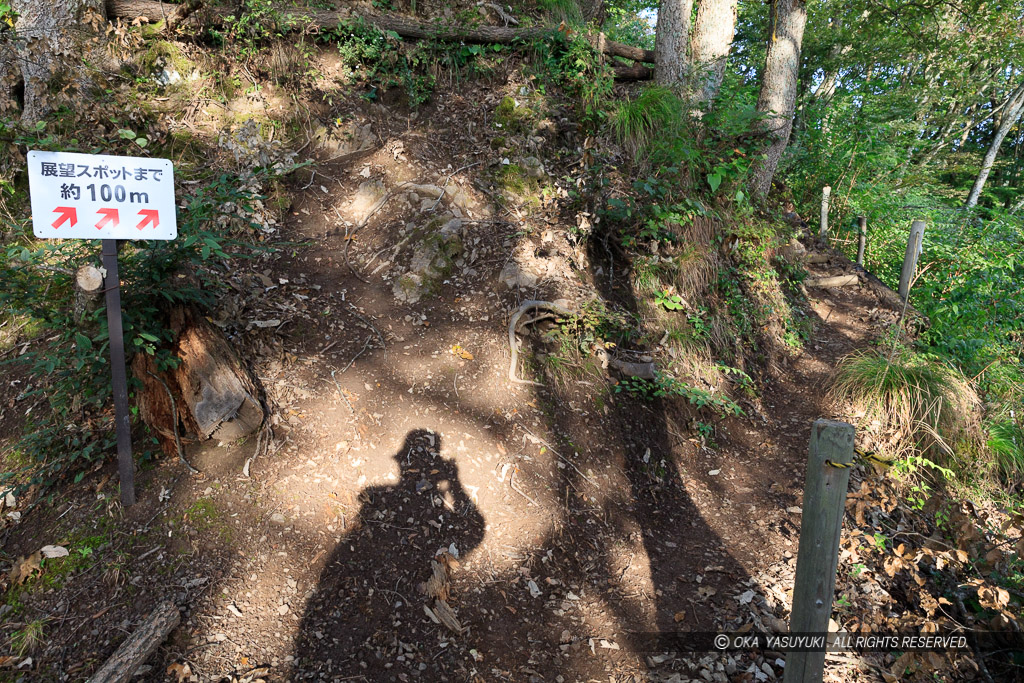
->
(509, 466), (539, 506)
(346, 303), (386, 355)
(342, 335), (374, 373)
(329, 369), (356, 415)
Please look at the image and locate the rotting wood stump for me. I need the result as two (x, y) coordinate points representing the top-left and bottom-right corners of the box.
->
(134, 306), (264, 457)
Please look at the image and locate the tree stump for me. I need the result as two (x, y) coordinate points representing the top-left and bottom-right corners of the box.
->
(134, 307), (264, 457)
(73, 264), (104, 326)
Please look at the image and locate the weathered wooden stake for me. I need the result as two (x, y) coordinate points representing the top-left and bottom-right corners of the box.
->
(898, 220), (926, 301)
(783, 419), (855, 683)
(819, 186), (831, 240)
(856, 216), (866, 266)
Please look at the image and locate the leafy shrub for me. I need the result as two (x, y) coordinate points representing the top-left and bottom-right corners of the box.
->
(0, 168), (287, 492)
(615, 374), (744, 418)
(530, 30), (614, 127)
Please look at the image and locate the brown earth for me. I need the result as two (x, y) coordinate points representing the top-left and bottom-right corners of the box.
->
(0, 79), (910, 682)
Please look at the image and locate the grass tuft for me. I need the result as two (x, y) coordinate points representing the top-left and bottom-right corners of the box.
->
(829, 349), (980, 462)
(611, 87), (683, 157)
(987, 418), (1024, 484)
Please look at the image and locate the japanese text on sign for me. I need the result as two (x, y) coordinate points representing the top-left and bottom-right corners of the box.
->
(28, 150), (177, 240)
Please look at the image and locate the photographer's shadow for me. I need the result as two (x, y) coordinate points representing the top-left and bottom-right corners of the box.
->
(295, 429), (484, 677)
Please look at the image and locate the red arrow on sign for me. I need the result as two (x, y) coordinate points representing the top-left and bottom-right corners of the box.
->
(136, 209), (159, 230)
(95, 208), (120, 231)
(51, 206), (77, 229)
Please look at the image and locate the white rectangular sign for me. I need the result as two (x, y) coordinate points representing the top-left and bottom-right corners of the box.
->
(27, 150), (177, 240)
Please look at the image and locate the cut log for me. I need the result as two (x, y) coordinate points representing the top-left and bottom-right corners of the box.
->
(134, 307), (264, 456)
(73, 264), (104, 326)
(106, 1), (657, 64)
(806, 252), (830, 264)
(805, 274), (859, 288)
(88, 601), (179, 683)
(612, 64), (654, 81)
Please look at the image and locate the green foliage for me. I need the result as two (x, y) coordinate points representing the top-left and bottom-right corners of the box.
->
(538, 0), (582, 24)
(321, 19), (508, 107)
(222, 0), (295, 59)
(0, 168), (284, 492)
(655, 289), (687, 311)
(552, 299), (634, 355)
(0, 1), (18, 32)
(10, 620), (45, 657)
(822, 203), (1023, 484)
(615, 374), (745, 418)
(602, 0), (656, 49)
(611, 86), (681, 155)
(987, 418), (1024, 484)
(530, 30), (614, 127)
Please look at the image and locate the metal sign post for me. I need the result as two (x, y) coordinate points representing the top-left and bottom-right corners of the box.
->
(27, 150), (177, 506)
(101, 240), (135, 506)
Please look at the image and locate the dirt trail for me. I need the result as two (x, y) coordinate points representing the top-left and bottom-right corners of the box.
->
(0, 95), (906, 682)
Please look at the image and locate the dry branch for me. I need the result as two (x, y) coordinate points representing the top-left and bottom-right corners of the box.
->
(106, 1), (657, 64)
(88, 601), (180, 683)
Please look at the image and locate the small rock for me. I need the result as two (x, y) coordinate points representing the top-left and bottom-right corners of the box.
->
(270, 513), (287, 524)
(498, 262), (537, 290)
(521, 156), (545, 179)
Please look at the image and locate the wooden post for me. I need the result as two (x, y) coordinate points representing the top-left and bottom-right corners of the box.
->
(856, 216), (866, 266)
(783, 419), (855, 683)
(819, 186), (831, 240)
(898, 220), (926, 301)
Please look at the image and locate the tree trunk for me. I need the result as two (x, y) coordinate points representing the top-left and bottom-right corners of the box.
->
(133, 307), (265, 456)
(966, 82), (1024, 208)
(0, 0), (105, 123)
(688, 0), (738, 106)
(654, 0), (693, 90)
(749, 0), (808, 197)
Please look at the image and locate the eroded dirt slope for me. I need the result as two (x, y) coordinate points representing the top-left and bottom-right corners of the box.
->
(0, 81), (907, 683)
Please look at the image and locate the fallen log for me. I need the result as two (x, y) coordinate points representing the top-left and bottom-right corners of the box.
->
(611, 64), (654, 81)
(805, 252), (830, 264)
(105, 1), (657, 64)
(88, 601), (180, 683)
(805, 274), (859, 288)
